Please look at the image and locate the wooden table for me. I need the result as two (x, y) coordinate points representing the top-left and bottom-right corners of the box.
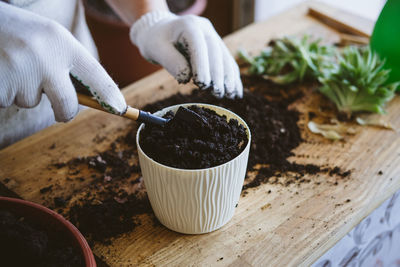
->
(1, 2), (399, 266)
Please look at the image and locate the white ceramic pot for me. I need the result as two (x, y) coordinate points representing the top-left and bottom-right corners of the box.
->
(136, 103), (251, 234)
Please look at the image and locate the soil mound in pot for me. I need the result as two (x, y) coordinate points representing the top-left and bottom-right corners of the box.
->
(139, 105), (248, 169)
(0, 210), (84, 267)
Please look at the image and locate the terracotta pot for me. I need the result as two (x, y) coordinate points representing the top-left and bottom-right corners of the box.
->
(0, 197), (96, 267)
(84, 0), (207, 87)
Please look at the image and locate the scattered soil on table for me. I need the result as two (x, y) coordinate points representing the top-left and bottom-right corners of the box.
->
(68, 189), (150, 244)
(0, 210), (84, 267)
(140, 105), (248, 169)
(50, 141), (151, 244)
(139, 87), (350, 189)
(48, 79), (350, 244)
(244, 163), (351, 190)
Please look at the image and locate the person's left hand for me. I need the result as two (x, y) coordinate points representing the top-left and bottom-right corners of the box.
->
(130, 11), (243, 99)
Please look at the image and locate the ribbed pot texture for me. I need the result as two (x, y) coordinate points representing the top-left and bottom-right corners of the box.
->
(137, 103), (251, 234)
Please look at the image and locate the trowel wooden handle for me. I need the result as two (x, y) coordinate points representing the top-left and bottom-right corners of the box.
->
(77, 93), (168, 126)
(77, 93), (139, 121)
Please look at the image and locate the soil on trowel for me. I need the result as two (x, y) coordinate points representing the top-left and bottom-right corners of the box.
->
(139, 105), (248, 169)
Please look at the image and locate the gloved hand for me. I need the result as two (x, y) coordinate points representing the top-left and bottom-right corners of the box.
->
(0, 2), (126, 122)
(130, 11), (243, 99)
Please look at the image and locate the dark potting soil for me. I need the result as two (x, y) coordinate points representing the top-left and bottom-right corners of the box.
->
(139, 105), (248, 169)
(68, 189), (150, 244)
(52, 144), (151, 244)
(136, 88), (351, 188)
(140, 89), (301, 171)
(52, 83), (350, 244)
(0, 210), (84, 267)
(243, 163), (352, 190)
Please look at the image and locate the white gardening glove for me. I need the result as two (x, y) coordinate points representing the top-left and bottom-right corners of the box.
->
(0, 2), (126, 122)
(130, 11), (243, 99)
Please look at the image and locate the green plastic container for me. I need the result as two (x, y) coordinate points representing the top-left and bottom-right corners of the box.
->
(370, 0), (400, 86)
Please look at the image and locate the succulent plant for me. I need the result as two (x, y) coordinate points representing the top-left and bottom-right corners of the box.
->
(238, 35), (334, 84)
(318, 46), (398, 115)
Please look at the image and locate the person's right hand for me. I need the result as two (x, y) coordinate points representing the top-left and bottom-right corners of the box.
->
(0, 2), (126, 122)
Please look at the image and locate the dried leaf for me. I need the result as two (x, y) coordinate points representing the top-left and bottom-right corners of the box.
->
(308, 121), (343, 140)
(308, 120), (357, 140)
(356, 116), (394, 130)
